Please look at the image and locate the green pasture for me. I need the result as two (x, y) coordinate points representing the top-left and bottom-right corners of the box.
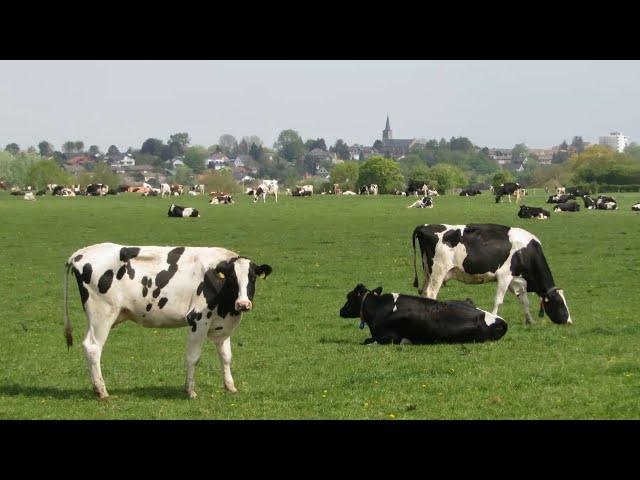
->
(0, 190), (639, 419)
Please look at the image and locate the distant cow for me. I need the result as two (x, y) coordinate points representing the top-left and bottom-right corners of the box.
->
(494, 182), (521, 203)
(339, 284), (507, 345)
(35, 189), (47, 196)
(369, 184), (379, 195)
(581, 195), (596, 209)
(554, 202), (580, 212)
(117, 184), (130, 193)
(296, 185), (314, 195)
(171, 184), (184, 195)
(518, 205), (551, 219)
(567, 187), (589, 197)
(546, 194), (575, 204)
(23, 191), (36, 201)
(168, 204), (200, 217)
(63, 242), (272, 398)
(160, 183), (171, 199)
(342, 191), (357, 195)
(209, 195), (234, 205)
(632, 202), (640, 212)
(392, 189), (407, 196)
(556, 186), (566, 195)
(460, 188), (482, 196)
(254, 180), (278, 203)
(86, 184), (109, 196)
(596, 195), (618, 210)
(142, 191), (158, 197)
(412, 223), (572, 325)
(333, 184), (342, 195)
(407, 196), (433, 209)
(359, 185), (369, 195)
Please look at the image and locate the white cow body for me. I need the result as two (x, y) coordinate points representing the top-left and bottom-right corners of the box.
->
(64, 243), (272, 399)
(160, 183), (171, 199)
(24, 191), (35, 201)
(369, 184), (379, 195)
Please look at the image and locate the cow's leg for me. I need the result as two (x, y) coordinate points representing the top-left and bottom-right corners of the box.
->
(491, 274), (512, 316)
(212, 336), (237, 393)
(424, 257), (447, 299)
(509, 278), (534, 324)
(81, 305), (117, 399)
(184, 323), (209, 399)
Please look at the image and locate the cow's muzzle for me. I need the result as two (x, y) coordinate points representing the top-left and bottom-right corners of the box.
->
(235, 300), (252, 312)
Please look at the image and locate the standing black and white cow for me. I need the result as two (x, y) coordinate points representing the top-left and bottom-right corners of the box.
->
(411, 224), (572, 325)
(494, 182), (521, 203)
(64, 243), (273, 399)
(518, 205), (551, 219)
(253, 181), (278, 203)
(554, 202), (580, 212)
(339, 284), (507, 345)
(168, 204), (200, 217)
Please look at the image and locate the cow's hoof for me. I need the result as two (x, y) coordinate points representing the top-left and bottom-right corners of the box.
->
(187, 390), (198, 399)
(225, 385), (238, 394)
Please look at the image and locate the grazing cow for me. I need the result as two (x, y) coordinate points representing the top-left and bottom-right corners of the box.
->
(460, 188), (482, 196)
(339, 284), (507, 345)
(253, 180), (278, 203)
(63, 243), (272, 399)
(546, 193), (575, 204)
(411, 223), (572, 325)
(494, 182), (522, 203)
(171, 184), (184, 195)
(160, 183), (171, 199)
(554, 202), (580, 212)
(518, 205), (551, 219)
(333, 184), (342, 195)
(407, 196), (433, 209)
(342, 190), (357, 195)
(168, 204), (200, 218)
(596, 195), (618, 210)
(209, 195), (234, 205)
(632, 202), (640, 212)
(0, 180), (7, 190)
(556, 186), (566, 195)
(369, 184), (379, 195)
(23, 191), (36, 201)
(359, 185), (369, 195)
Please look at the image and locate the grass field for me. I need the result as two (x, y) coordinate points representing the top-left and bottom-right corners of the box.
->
(1, 189), (639, 419)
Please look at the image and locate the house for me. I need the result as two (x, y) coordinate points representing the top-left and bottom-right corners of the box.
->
(487, 148), (513, 165)
(380, 116), (417, 159)
(316, 165), (330, 178)
(306, 148), (336, 164)
(206, 153), (230, 170)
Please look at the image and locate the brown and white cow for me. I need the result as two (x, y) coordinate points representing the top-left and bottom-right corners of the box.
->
(64, 243), (272, 399)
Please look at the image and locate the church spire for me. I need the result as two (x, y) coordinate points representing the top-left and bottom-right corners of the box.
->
(385, 114), (391, 130)
(383, 114), (392, 142)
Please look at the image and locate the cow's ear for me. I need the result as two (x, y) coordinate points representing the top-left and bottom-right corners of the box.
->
(214, 260), (232, 279)
(372, 286), (383, 296)
(255, 264), (272, 279)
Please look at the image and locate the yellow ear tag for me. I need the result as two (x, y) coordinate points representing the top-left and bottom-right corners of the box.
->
(217, 272), (225, 279)
(259, 272), (266, 279)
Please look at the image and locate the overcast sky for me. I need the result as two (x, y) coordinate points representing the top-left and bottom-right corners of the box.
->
(1, 60), (638, 152)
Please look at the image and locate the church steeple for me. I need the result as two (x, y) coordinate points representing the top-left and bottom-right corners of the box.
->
(383, 114), (392, 142)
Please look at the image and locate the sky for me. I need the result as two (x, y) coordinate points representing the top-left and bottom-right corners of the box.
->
(0, 60), (638, 152)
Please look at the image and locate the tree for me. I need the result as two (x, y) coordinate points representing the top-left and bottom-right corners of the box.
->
(330, 139), (350, 160)
(140, 138), (165, 157)
(357, 156), (405, 193)
(242, 135), (263, 148)
(183, 146), (208, 174)
(275, 129), (306, 163)
(329, 161), (360, 192)
(238, 138), (249, 155)
(38, 141), (54, 157)
(305, 138), (327, 151)
(171, 165), (194, 185)
(62, 141), (76, 155)
(107, 145), (120, 157)
(449, 137), (474, 152)
(219, 134), (238, 157)
(511, 143), (528, 164)
(198, 169), (241, 194)
(439, 138), (449, 149)
(25, 159), (71, 189)
(428, 163), (467, 192)
(5, 143), (20, 155)
(571, 136), (585, 153)
(74, 141), (84, 154)
(88, 161), (122, 187)
(167, 133), (191, 158)
(88, 145), (101, 156)
(372, 140), (384, 151)
(249, 142), (263, 162)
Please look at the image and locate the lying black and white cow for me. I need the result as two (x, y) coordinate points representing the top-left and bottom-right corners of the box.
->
(359, 185), (369, 195)
(554, 202), (580, 212)
(64, 243), (272, 399)
(567, 187), (590, 197)
(168, 204), (200, 217)
(86, 183), (109, 196)
(339, 284), (507, 345)
(411, 223), (572, 325)
(518, 205), (551, 219)
(292, 189), (312, 197)
(632, 202), (640, 212)
(546, 193), (575, 204)
(596, 195), (618, 210)
(460, 188), (482, 196)
(582, 195), (596, 209)
(494, 182), (521, 203)
(407, 196), (433, 208)
(209, 194), (234, 205)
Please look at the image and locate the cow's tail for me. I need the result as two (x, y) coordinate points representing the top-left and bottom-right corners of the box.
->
(64, 261), (73, 349)
(412, 227), (422, 289)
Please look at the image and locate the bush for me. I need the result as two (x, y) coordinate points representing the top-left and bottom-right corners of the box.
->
(197, 170), (241, 194)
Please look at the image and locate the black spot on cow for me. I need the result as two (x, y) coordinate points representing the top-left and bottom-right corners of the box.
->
(146, 303), (152, 312)
(152, 248), (184, 298)
(142, 286), (148, 297)
(126, 262), (135, 280)
(73, 268), (89, 310)
(186, 309), (199, 332)
(196, 312), (202, 320)
(443, 229), (461, 248)
(167, 247), (185, 265)
(206, 311), (212, 318)
(98, 270), (114, 294)
(141, 277), (148, 297)
(460, 224), (511, 275)
(197, 281), (204, 296)
(158, 297), (168, 309)
(81, 264), (93, 284)
(116, 265), (127, 280)
(147, 278), (152, 288)
(119, 247), (141, 263)
(73, 254), (83, 262)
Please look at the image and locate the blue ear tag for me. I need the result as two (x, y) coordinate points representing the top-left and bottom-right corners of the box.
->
(538, 300), (545, 318)
(359, 321), (365, 329)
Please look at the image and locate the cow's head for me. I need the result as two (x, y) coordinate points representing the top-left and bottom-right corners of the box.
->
(253, 187), (264, 202)
(339, 284), (382, 319)
(213, 257), (272, 312)
(541, 287), (572, 324)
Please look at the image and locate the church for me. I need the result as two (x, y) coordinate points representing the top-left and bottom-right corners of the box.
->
(380, 115), (417, 159)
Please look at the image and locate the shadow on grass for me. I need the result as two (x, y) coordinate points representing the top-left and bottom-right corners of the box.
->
(0, 383), (188, 400)
(318, 337), (361, 345)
